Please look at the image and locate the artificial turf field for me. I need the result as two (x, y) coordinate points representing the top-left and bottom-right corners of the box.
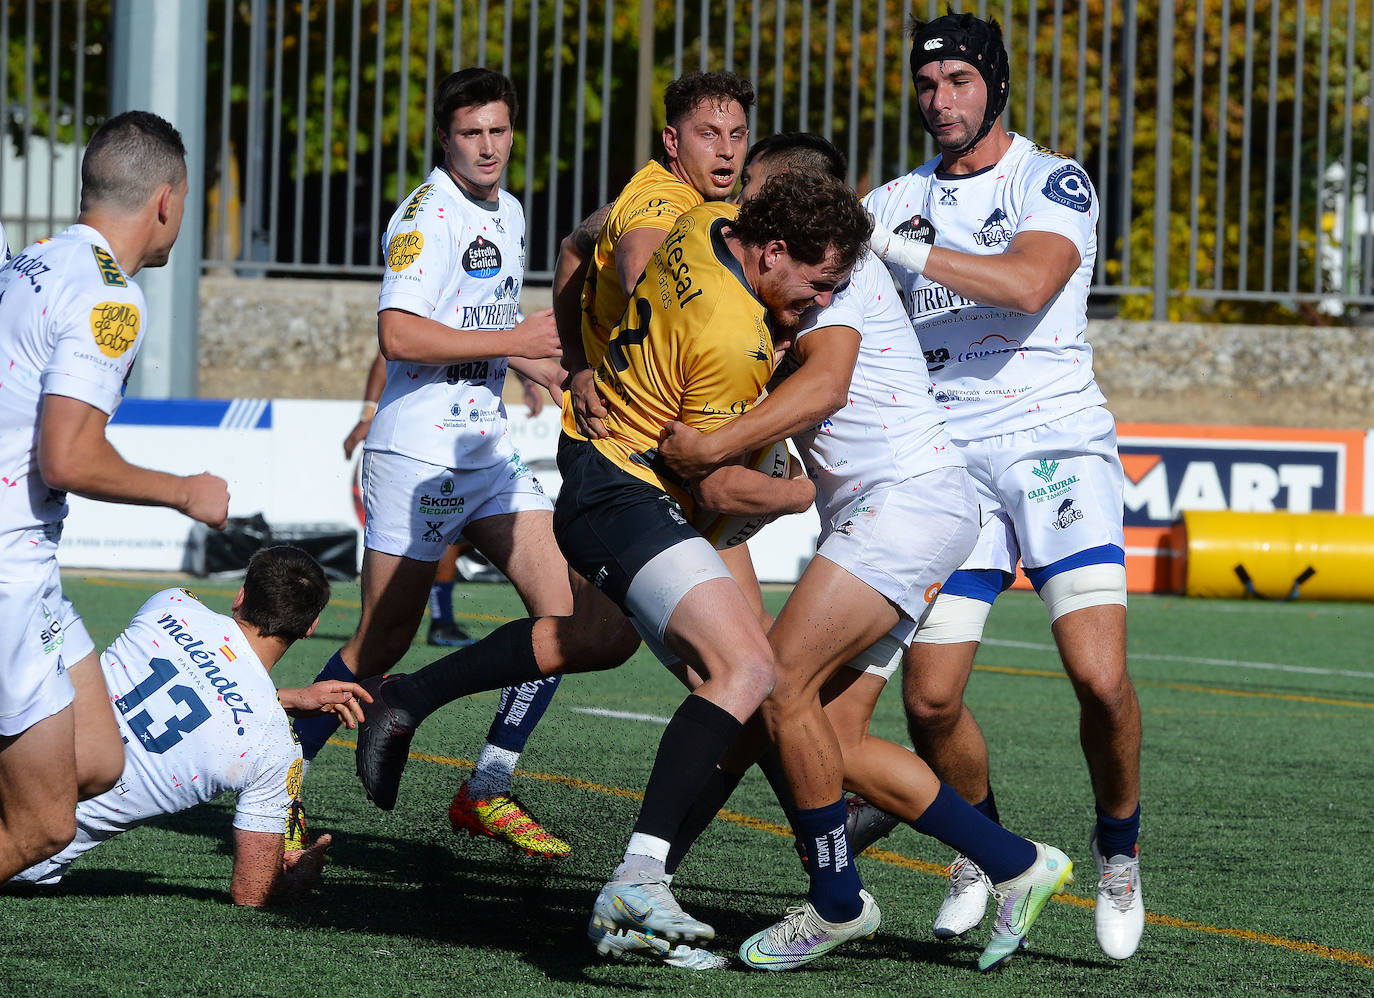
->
(3, 573), (1372, 997)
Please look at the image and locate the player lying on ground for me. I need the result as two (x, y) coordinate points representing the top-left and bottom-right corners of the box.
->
(7, 547), (369, 906)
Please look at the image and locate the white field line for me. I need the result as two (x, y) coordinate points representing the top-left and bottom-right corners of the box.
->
(981, 638), (1374, 680)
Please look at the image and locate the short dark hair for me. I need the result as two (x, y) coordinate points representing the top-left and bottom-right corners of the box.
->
(662, 71), (755, 128)
(79, 110), (187, 213)
(434, 67), (519, 133)
(237, 545), (331, 642)
(730, 170), (872, 271)
(743, 132), (847, 182)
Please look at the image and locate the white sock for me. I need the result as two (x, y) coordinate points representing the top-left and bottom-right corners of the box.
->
(468, 744), (520, 799)
(614, 833), (671, 881)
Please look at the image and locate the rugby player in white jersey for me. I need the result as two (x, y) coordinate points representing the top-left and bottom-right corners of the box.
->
(0, 111), (230, 882)
(862, 10), (1144, 961)
(9, 547), (370, 904)
(655, 134), (1073, 972)
(291, 68), (594, 860)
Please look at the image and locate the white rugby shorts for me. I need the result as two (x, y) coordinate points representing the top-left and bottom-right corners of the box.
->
(0, 558), (95, 736)
(819, 464), (980, 654)
(361, 448), (553, 561)
(953, 405), (1125, 575)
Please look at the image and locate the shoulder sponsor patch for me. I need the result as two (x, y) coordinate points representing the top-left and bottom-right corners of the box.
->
(401, 183), (435, 221)
(92, 245), (127, 286)
(1042, 164), (1094, 213)
(89, 301), (141, 358)
(387, 230), (424, 271)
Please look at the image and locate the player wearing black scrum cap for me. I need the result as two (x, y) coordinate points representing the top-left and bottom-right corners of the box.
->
(860, 7), (1146, 963)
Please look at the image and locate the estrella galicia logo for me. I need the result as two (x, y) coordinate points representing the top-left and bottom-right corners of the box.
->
(422, 521), (444, 542)
(440, 479), (453, 496)
(1032, 458), (1059, 483)
(974, 208), (1012, 248)
(893, 214), (936, 245)
(1053, 498), (1083, 530)
(939, 186), (959, 206)
(493, 275), (519, 302)
(462, 236), (502, 278)
(1042, 165), (1093, 213)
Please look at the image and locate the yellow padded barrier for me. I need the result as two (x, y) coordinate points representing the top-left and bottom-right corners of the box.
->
(1179, 510), (1374, 601)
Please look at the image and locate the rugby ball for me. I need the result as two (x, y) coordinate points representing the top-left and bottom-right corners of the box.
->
(692, 441), (794, 549)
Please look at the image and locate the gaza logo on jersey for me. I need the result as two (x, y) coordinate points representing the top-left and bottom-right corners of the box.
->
(401, 183), (434, 221)
(462, 235), (502, 277)
(91, 245), (127, 286)
(387, 230), (423, 271)
(1042, 164), (1093, 213)
(893, 214), (936, 245)
(89, 301), (140, 358)
(974, 209), (1012, 248)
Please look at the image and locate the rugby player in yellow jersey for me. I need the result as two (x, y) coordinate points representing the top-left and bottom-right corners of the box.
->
(354, 170), (872, 953)
(552, 71), (753, 436)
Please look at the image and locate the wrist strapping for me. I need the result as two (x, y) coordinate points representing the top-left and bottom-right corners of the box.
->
(869, 218), (932, 276)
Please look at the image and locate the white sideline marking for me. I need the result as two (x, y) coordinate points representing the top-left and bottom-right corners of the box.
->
(982, 638), (1374, 680)
(571, 707), (671, 724)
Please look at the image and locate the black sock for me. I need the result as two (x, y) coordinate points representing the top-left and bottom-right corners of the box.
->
(634, 695), (743, 844)
(664, 767), (745, 875)
(975, 786), (1000, 824)
(387, 618), (542, 723)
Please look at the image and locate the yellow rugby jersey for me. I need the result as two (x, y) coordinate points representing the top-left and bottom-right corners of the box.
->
(562, 202), (777, 512)
(580, 160), (703, 368)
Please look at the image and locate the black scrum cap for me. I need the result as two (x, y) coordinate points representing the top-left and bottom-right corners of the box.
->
(909, 10), (1009, 154)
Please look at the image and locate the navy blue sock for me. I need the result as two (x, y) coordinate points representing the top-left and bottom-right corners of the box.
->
(912, 782), (1036, 885)
(292, 651), (356, 761)
(429, 580), (455, 623)
(485, 675), (562, 752)
(795, 799), (864, 922)
(1095, 803), (1141, 858)
(974, 787), (1000, 824)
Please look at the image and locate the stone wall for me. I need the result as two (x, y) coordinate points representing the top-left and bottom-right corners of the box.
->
(199, 275), (1374, 429)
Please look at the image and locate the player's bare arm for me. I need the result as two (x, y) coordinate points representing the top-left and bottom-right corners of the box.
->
(658, 324), (861, 481)
(278, 681), (373, 730)
(552, 201), (612, 363)
(39, 393), (230, 529)
(378, 306), (560, 365)
(342, 352), (387, 458)
(690, 458), (814, 519)
(230, 828), (332, 906)
(878, 227), (1081, 314)
(507, 356), (567, 411)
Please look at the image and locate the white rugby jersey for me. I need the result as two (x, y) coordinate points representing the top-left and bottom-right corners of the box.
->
(786, 253), (963, 525)
(0, 225), (146, 572)
(11, 588), (300, 885)
(368, 166), (528, 469)
(865, 133), (1105, 440)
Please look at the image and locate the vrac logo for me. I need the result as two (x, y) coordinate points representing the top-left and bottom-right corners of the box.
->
(1118, 439), (1343, 528)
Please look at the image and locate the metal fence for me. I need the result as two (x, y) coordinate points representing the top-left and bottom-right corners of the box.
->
(2, 1), (1372, 320)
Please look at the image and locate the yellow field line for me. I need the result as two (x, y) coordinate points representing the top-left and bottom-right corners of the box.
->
(325, 736), (1374, 971)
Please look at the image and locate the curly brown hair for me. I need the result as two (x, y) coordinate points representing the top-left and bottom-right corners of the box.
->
(663, 71), (756, 127)
(729, 171), (872, 270)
